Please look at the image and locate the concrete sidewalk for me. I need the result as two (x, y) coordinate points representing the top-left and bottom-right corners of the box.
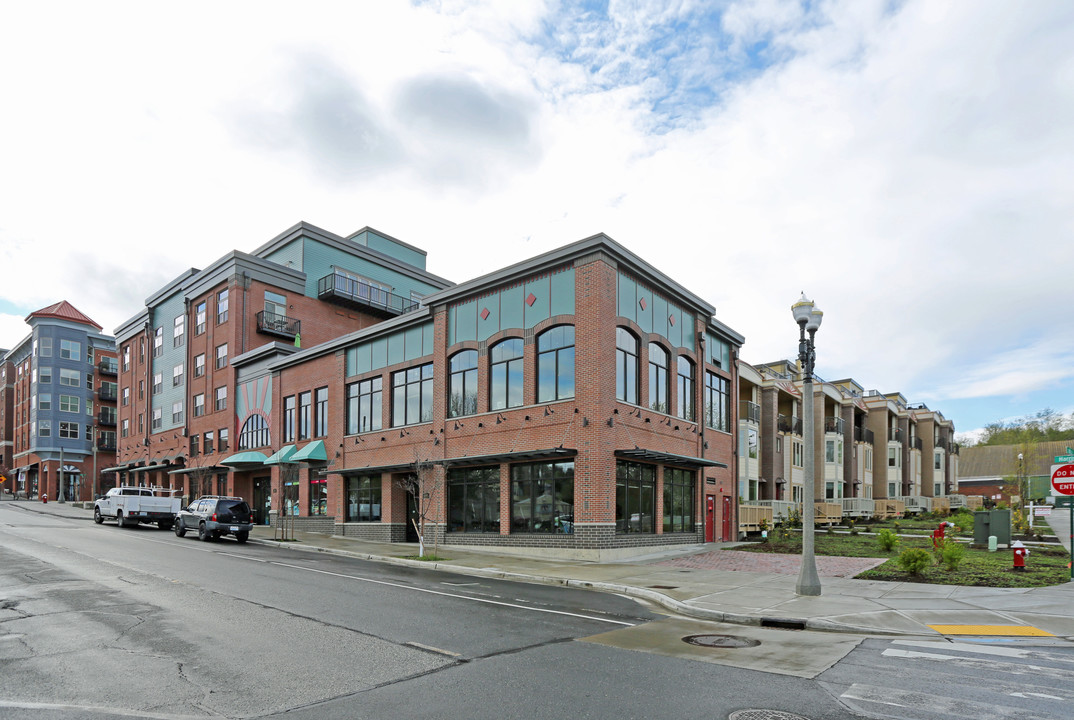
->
(9, 497), (1074, 640)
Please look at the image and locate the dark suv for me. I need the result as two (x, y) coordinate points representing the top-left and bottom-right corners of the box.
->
(174, 496), (253, 543)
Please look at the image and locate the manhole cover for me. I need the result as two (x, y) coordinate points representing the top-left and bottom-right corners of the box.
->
(729, 710), (810, 720)
(682, 634), (761, 648)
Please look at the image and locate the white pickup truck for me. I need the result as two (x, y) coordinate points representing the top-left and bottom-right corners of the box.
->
(94, 487), (182, 529)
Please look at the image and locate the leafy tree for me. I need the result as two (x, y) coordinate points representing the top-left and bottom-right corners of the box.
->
(975, 408), (1074, 447)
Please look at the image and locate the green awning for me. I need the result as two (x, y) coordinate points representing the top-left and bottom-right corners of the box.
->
(263, 444), (297, 465)
(291, 440), (327, 463)
(220, 451), (269, 467)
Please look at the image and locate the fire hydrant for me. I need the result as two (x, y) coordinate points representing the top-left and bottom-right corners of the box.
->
(1012, 540), (1029, 571)
(932, 521), (955, 549)
(41, 493), (48, 504)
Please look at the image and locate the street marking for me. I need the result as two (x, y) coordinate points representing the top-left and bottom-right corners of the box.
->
(840, 684), (1049, 720)
(928, 624), (1054, 636)
(881, 649), (1074, 681)
(406, 641), (461, 657)
(894, 639), (1074, 663)
(268, 560), (635, 627)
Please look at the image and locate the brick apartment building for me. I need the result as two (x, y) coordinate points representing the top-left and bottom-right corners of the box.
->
(0, 302), (117, 501)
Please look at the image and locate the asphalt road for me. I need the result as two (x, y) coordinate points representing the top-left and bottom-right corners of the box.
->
(16, 502), (1070, 720)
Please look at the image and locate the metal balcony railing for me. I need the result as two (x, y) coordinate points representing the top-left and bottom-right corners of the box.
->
(852, 426), (875, 444)
(97, 437), (116, 452)
(98, 359), (118, 375)
(889, 428), (903, 443)
(824, 416), (845, 434)
(98, 410), (117, 426)
(740, 401), (760, 424)
(98, 385), (117, 402)
(777, 414), (802, 435)
(913, 437), (923, 451)
(317, 272), (419, 318)
(256, 311), (301, 339)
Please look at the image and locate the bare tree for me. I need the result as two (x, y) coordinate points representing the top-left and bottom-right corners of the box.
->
(183, 453), (219, 507)
(395, 454), (442, 558)
(275, 461), (299, 541)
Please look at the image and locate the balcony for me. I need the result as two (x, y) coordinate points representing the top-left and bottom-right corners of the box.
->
(913, 437), (923, 451)
(256, 311), (301, 340)
(777, 414), (802, 435)
(98, 359), (118, 376)
(98, 409), (117, 427)
(317, 272), (419, 318)
(824, 416), (845, 434)
(935, 437), (949, 451)
(97, 437), (116, 452)
(98, 385), (117, 402)
(740, 401), (760, 424)
(889, 428), (903, 443)
(853, 426), (875, 444)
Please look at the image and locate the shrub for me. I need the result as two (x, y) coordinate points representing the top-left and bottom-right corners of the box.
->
(939, 541), (965, 571)
(893, 521), (901, 532)
(876, 528), (900, 552)
(898, 548), (933, 575)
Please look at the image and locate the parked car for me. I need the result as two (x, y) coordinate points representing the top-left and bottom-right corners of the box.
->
(174, 496), (254, 543)
(94, 487), (181, 529)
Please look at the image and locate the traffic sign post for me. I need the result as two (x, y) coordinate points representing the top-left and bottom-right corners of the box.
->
(1051, 462), (1074, 581)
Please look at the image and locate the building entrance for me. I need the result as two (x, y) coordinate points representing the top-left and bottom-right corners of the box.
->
(253, 476), (271, 526)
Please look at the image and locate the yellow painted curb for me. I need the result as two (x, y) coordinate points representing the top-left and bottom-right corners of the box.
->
(928, 624), (1054, 636)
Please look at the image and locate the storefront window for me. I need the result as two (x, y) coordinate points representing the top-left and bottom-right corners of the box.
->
(447, 467), (499, 533)
(616, 461), (655, 533)
(511, 461), (574, 533)
(663, 467), (694, 533)
(284, 480), (299, 516)
(346, 476), (381, 522)
(309, 472), (327, 516)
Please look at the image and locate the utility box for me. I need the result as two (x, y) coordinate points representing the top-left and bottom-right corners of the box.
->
(973, 509), (1012, 546)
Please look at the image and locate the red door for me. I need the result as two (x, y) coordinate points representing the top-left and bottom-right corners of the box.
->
(722, 496), (733, 542)
(705, 496), (715, 542)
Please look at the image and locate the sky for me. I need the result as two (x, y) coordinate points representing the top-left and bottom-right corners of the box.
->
(1, 0), (1072, 444)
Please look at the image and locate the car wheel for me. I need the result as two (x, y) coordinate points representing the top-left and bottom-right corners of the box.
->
(235, 531), (249, 544)
(198, 523), (210, 542)
(174, 519), (187, 537)
(117, 513), (126, 528)
(93, 508), (103, 525)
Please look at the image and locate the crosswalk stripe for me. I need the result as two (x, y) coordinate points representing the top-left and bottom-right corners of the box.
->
(840, 683), (1057, 720)
(880, 648), (1074, 681)
(893, 639), (1074, 664)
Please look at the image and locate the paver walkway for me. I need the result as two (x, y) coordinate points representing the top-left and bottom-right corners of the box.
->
(655, 549), (886, 577)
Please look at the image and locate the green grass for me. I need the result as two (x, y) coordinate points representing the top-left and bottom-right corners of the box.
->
(739, 532), (1072, 587)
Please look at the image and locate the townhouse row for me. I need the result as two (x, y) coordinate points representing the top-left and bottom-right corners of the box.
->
(0, 221), (960, 558)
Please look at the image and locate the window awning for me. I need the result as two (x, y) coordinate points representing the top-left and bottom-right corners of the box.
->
(263, 445), (297, 465)
(131, 463), (170, 472)
(291, 440), (327, 463)
(168, 466), (228, 476)
(440, 448), (576, 468)
(220, 451), (269, 467)
(330, 463), (418, 476)
(101, 465), (128, 473)
(614, 449), (727, 469)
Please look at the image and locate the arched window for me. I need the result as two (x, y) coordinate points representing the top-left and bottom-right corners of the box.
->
(490, 338), (524, 410)
(648, 343), (668, 413)
(676, 356), (694, 421)
(238, 414), (269, 450)
(537, 326), (575, 402)
(615, 328), (638, 404)
(449, 350), (478, 417)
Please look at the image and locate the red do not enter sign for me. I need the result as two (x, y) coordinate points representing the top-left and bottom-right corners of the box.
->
(1052, 464), (1074, 495)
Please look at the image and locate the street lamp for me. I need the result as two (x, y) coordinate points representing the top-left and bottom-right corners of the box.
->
(792, 293), (823, 596)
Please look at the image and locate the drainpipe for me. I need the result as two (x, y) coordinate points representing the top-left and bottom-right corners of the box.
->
(241, 273), (248, 354)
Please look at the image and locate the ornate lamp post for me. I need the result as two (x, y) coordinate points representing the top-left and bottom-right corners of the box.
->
(792, 293), (823, 596)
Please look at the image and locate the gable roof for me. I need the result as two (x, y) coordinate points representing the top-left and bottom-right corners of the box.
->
(27, 300), (102, 331)
(959, 440), (1074, 478)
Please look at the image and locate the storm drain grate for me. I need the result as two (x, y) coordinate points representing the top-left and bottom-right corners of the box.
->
(648, 585), (678, 589)
(729, 710), (810, 720)
(682, 634), (761, 648)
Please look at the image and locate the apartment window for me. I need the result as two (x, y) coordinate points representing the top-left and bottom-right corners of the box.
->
(704, 372), (730, 432)
(138, 413), (144, 433)
(616, 461), (655, 534)
(59, 394), (79, 413)
(446, 467), (500, 533)
(86, 372), (93, 389)
(173, 315), (185, 347)
(39, 367), (51, 384)
(172, 401), (184, 424)
(193, 393), (205, 417)
(122, 345), (130, 372)
(217, 288), (229, 324)
(346, 476), (381, 522)
(615, 328), (639, 404)
(215, 386), (227, 412)
(153, 372), (163, 394)
(60, 368), (80, 387)
(346, 377), (382, 434)
(265, 291), (287, 318)
(194, 301), (206, 335)
(173, 364), (184, 387)
(648, 343), (669, 413)
(510, 461), (574, 534)
(448, 350), (478, 418)
(38, 393), (52, 410)
(676, 356), (695, 421)
(39, 420), (51, 437)
(298, 391), (311, 440)
(663, 467), (695, 533)
(121, 419), (129, 438)
(748, 427), (759, 459)
(190, 434), (200, 457)
(59, 339), (81, 361)
(888, 447), (898, 467)
(489, 338), (523, 411)
(59, 421), (79, 439)
(139, 379), (144, 399)
(314, 387), (328, 437)
(792, 441), (804, 467)
(309, 471), (328, 516)
(152, 408), (162, 431)
(283, 395), (296, 442)
(139, 337), (145, 362)
(536, 326), (575, 403)
(40, 337), (52, 357)
(204, 430), (215, 454)
(934, 452), (942, 470)
(392, 363), (433, 426)
(122, 387), (130, 406)
(153, 327), (163, 357)
(87, 399), (94, 417)
(219, 427), (229, 452)
(888, 482), (897, 497)
(193, 354), (205, 378)
(215, 343), (228, 369)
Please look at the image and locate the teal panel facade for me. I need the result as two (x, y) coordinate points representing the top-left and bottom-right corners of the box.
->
(302, 236), (441, 302)
(265, 242), (304, 280)
(387, 333), (405, 366)
(549, 268), (575, 316)
(617, 270), (696, 350)
(151, 290), (188, 433)
(477, 295), (500, 343)
(345, 322), (434, 378)
(707, 332), (731, 370)
(618, 274), (636, 319)
(404, 325), (424, 361)
(454, 300), (477, 343)
(351, 229), (427, 270)
(501, 285), (524, 329)
(523, 278), (550, 329)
